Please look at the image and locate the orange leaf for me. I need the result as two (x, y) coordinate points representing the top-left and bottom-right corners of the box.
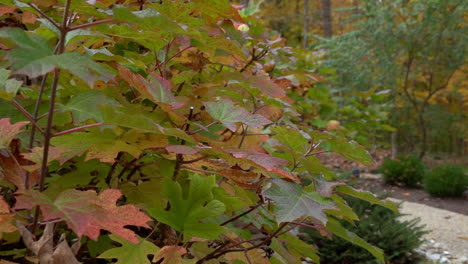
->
(153, 246), (187, 264)
(0, 197), (16, 238)
(0, 5), (15, 16)
(22, 12), (37, 24)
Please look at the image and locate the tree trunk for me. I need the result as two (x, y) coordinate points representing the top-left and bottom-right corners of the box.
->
(391, 131), (398, 159)
(418, 113), (427, 159)
(302, 0), (310, 48)
(321, 0), (333, 38)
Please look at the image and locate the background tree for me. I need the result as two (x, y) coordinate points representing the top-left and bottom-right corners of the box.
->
(320, 0), (467, 158)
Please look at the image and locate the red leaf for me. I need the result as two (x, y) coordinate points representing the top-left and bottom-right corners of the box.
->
(117, 66), (184, 110)
(0, 118), (29, 149)
(247, 75), (286, 98)
(15, 189), (151, 243)
(229, 150), (299, 183)
(165, 145), (199, 155)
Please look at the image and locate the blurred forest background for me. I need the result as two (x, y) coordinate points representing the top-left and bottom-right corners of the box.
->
(237, 0), (467, 163)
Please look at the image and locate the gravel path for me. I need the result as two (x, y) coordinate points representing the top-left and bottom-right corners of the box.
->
(390, 198), (468, 263)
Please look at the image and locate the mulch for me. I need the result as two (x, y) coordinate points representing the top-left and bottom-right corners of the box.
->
(358, 178), (468, 216)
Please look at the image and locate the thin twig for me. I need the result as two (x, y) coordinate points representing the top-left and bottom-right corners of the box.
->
(188, 121), (217, 135)
(221, 203), (263, 226)
(27, 3), (60, 29)
(68, 19), (114, 31)
(12, 100), (45, 135)
(179, 166), (223, 176)
(52, 122), (107, 137)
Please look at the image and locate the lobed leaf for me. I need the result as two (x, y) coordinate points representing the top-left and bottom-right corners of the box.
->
(98, 235), (159, 264)
(15, 189), (152, 243)
(264, 178), (336, 224)
(203, 99), (272, 132)
(147, 174), (225, 240)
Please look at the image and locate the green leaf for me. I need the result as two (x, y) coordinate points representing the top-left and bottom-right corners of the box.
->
(117, 65), (183, 110)
(0, 69), (22, 100)
(203, 99), (272, 132)
(61, 90), (119, 123)
(100, 105), (195, 143)
(278, 233), (320, 263)
(147, 174), (226, 240)
(0, 27), (53, 69)
(309, 131), (373, 166)
(326, 218), (385, 263)
(0, 28), (114, 86)
(264, 179), (336, 224)
(301, 156), (336, 180)
(98, 235), (159, 264)
(121, 178), (165, 210)
(336, 185), (398, 212)
(51, 128), (168, 163)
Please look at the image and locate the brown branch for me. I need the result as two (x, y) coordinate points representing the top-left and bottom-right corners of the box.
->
(305, 150), (333, 156)
(180, 155), (208, 164)
(106, 152), (124, 186)
(203, 223), (289, 262)
(221, 203), (263, 226)
(179, 166), (223, 176)
(188, 121), (217, 135)
(27, 3), (60, 29)
(237, 124), (248, 149)
(156, 46), (194, 69)
(68, 19), (114, 31)
(12, 100), (45, 136)
(52, 122), (107, 137)
(172, 107), (194, 180)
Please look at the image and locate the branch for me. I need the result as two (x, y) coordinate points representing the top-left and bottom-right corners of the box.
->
(188, 121), (217, 135)
(203, 223), (289, 262)
(12, 100), (45, 135)
(68, 19), (114, 31)
(179, 166), (223, 176)
(221, 203), (263, 226)
(27, 3), (60, 29)
(305, 150), (333, 157)
(52, 122), (108, 137)
(172, 107), (194, 180)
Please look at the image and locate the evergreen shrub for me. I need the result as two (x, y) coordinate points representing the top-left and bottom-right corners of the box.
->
(380, 155), (425, 187)
(300, 196), (428, 264)
(424, 164), (468, 197)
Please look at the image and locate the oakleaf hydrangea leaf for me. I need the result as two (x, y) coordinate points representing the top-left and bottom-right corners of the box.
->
(98, 235), (159, 264)
(264, 179), (336, 224)
(148, 174), (225, 240)
(15, 189), (151, 243)
(203, 99), (272, 132)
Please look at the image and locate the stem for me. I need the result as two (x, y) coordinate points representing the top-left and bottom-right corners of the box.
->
(106, 152), (124, 186)
(305, 150), (333, 157)
(237, 124), (248, 148)
(27, 3), (60, 29)
(68, 19), (114, 31)
(52, 122), (107, 137)
(179, 166), (223, 176)
(220, 203), (262, 226)
(197, 223), (289, 263)
(24, 75), (47, 189)
(12, 100), (45, 136)
(172, 107), (194, 180)
(188, 121), (217, 135)
(31, 0), (72, 233)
